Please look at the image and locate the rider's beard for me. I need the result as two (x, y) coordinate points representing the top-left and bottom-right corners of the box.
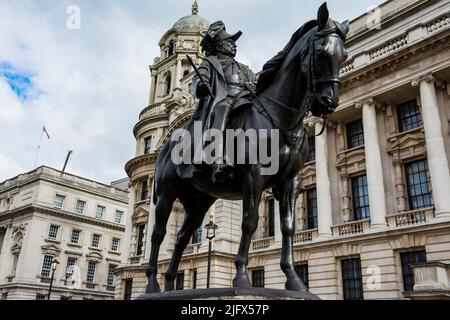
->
(216, 44), (236, 59)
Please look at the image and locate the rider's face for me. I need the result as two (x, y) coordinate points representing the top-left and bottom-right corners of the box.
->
(220, 39), (237, 57)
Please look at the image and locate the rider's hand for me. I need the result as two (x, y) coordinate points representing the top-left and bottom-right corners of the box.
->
(197, 82), (213, 98)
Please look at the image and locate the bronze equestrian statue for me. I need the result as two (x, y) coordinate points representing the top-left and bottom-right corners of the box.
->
(145, 3), (349, 293)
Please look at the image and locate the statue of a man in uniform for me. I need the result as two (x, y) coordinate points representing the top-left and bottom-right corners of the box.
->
(192, 21), (257, 185)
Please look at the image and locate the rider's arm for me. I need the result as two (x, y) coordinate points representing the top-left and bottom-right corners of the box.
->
(192, 60), (212, 98)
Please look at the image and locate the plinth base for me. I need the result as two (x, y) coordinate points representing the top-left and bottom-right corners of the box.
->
(137, 288), (320, 300)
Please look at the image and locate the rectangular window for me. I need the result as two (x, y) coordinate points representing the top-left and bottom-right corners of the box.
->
(306, 188), (318, 229)
(91, 234), (101, 248)
(144, 137), (152, 155)
(401, 250), (426, 292)
(70, 229), (81, 244)
(136, 224), (145, 256)
(192, 270), (197, 289)
(252, 269), (265, 288)
(346, 119), (364, 149)
(86, 261), (96, 284)
(295, 264), (309, 289)
(268, 198), (275, 237)
(36, 293), (47, 300)
(352, 175), (370, 220)
(111, 238), (120, 251)
(54, 194), (65, 209)
(1, 292), (7, 300)
(192, 226), (202, 244)
(176, 272), (184, 290)
(48, 225), (59, 240)
(124, 279), (133, 300)
(141, 182), (149, 200)
(60, 296), (71, 300)
(96, 205), (105, 219)
(107, 264), (117, 286)
(342, 258), (364, 300)
(114, 210), (123, 224)
(65, 257), (77, 279)
(306, 136), (316, 162)
(75, 200), (86, 215)
(41, 255), (53, 278)
(397, 99), (422, 133)
(405, 160), (433, 210)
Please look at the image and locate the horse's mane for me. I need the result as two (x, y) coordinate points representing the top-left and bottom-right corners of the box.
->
(256, 20), (317, 93)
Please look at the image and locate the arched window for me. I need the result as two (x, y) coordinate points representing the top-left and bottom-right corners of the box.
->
(165, 73), (172, 95)
(168, 40), (174, 56)
(183, 69), (189, 77)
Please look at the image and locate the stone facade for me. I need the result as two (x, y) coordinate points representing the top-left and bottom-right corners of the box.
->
(115, 0), (450, 300)
(0, 166), (129, 300)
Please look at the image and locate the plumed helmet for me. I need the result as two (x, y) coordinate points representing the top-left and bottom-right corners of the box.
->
(201, 21), (242, 55)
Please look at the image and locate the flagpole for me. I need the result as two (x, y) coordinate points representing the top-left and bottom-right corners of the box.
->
(33, 127), (44, 169)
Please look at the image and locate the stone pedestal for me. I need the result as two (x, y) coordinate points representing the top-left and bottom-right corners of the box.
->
(137, 288), (320, 300)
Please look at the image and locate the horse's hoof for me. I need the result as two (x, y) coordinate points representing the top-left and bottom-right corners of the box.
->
(232, 275), (252, 288)
(164, 280), (175, 292)
(146, 282), (161, 293)
(285, 278), (308, 292)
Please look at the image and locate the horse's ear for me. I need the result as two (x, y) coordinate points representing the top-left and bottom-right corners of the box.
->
(317, 2), (329, 31)
(341, 20), (350, 36)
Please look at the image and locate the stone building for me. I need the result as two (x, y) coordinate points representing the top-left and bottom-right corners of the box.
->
(0, 166), (129, 300)
(115, 0), (450, 300)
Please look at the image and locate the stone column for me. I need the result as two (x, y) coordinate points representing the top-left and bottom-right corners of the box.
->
(149, 74), (157, 105)
(358, 98), (387, 228)
(413, 74), (450, 218)
(393, 157), (407, 212)
(340, 171), (351, 222)
(123, 181), (136, 263)
(274, 199), (282, 243)
(175, 58), (182, 89)
(144, 175), (155, 260)
(314, 120), (333, 238)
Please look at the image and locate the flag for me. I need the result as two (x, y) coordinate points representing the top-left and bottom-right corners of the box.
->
(43, 126), (50, 139)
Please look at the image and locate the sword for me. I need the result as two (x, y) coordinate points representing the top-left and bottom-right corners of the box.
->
(186, 55), (215, 99)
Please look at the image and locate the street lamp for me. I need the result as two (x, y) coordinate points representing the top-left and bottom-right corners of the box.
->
(48, 259), (59, 300)
(205, 216), (218, 289)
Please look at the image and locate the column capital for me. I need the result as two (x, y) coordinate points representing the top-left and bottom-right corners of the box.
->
(411, 73), (435, 87)
(356, 97), (385, 112)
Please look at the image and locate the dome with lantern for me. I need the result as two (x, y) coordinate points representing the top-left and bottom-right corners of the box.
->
(172, 1), (209, 33)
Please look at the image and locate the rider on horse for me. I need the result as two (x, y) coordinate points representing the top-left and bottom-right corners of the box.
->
(192, 21), (257, 185)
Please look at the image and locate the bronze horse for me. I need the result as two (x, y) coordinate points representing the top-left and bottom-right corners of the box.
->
(146, 3), (349, 293)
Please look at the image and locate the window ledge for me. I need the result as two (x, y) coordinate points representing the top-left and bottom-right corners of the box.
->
(339, 145), (365, 155)
(67, 242), (82, 248)
(45, 238), (61, 244)
(108, 250), (121, 255)
(89, 246), (102, 252)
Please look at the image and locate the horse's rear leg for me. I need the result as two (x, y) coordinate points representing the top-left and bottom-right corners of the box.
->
(164, 194), (216, 291)
(233, 167), (264, 288)
(145, 192), (177, 293)
(276, 175), (308, 291)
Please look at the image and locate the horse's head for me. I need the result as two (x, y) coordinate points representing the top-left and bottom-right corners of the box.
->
(305, 3), (349, 117)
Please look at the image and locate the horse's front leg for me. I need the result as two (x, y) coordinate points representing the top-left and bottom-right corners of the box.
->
(233, 166), (263, 288)
(276, 175), (308, 291)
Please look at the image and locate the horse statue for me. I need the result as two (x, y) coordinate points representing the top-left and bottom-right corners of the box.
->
(145, 3), (349, 293)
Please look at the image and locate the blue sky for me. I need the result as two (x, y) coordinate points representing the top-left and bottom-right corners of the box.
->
(0, 0), (385, 183)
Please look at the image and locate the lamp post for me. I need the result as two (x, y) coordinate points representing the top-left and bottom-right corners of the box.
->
(205, 216), (218, 289)
(48, 259), (59, 300)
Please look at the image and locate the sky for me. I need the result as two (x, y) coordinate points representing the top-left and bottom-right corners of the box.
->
(0, 0), (385, 184)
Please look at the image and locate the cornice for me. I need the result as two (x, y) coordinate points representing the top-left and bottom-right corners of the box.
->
(0, 204), (126, 232)
(124, 154), (156, 178)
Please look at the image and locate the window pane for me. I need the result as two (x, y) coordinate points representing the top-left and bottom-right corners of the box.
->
(124, 279), (133, 300)
(294, 264), (309, 289)
(86, 261), (96, 284)
(192, 226), (202, 244)
(268, 199), (275, 237)
(307, 189), (318, 229)
(111, 238), (120, 251)
(352, 175), (370, 220)
(114, 210), (123, 224)
(342, 258), (364, 300)
(107, 264), (117, 286)
(137, 224), (145, 256)
(405, 160), (433, 210)
(401, 250), (426, 292)
(176, 273), (184, 290)
(48, 225), (59, 240)
(141, 182), (149, 200)
(54, 195), (65, 209)
(92, 234), (101, 248)
(96, 206), (105, 219)
(71, 230), (81, 244)
(41, 255), (53, 278)
(65, 257), (77, 279)
(346, 120), (364, 149)
(306, 137), (316, 162)
(252, 269), (265, 288)
(144, 137), (152, 155)
(75, 200), (85, 215)
(397, 99), (422, 132)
